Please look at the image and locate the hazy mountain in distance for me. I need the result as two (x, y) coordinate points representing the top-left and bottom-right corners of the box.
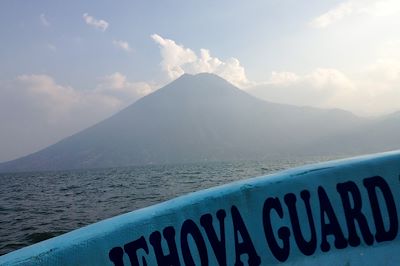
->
(0, 73), (398, 172)
(359, 113), (400, 151)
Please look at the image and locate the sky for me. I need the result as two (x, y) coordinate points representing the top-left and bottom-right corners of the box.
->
(1, 0), (400, 162)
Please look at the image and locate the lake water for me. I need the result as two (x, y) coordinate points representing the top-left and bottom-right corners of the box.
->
(0, 156), (343, 256)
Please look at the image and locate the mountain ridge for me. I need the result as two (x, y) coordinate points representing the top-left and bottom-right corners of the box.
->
(0, 73), (398, 173)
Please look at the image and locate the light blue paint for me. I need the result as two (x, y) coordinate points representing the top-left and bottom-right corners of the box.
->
(1, 150), (400, 265)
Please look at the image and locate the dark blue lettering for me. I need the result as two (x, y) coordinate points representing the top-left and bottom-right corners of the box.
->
(337, 181), (373, 246)
(124, 236), (149, 266)
(149, 227), (180, 266)
(364, 176), (398, 242)
(109, 246), (125, 266)
(284, 191), (317, 256)
(318, 186), (347, 252)
(231, 205), (261, 266)
(180, 219), (208, 266)
(263, 197), (290, 262)
(200, 210), (227, 266)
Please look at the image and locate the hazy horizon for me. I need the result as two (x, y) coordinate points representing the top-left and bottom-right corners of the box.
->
(1, 0), (400, 162)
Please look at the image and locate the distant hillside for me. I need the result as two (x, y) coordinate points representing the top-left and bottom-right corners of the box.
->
(0, 73), (398, 172)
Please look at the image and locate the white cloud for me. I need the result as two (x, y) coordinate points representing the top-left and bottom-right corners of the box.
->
(151, 34), (197, 80)
(310, 0), (400, 28)
(310, 1), (354, 28)
(360, 0), (400, 16)
(378, 40), (400, 59)
(40, 13), (50, 27)
(151, 34), (251, 88)
(96, 72), (153, 99)
(250, 62), (400, 116)
(112, 40), (132, 52)
(149, 34), (400, 115)
(268, 71), (300, 86)
(355, 45), (400, 114)
(0, 74), (154, 161)
(15, 75), (81, 121)
(365, 59), (400, 84)
(251, 68), (356, 110)
(13, 73), (153, 118)
(268, 68), (355, 92)
(83, 13), (109, 31)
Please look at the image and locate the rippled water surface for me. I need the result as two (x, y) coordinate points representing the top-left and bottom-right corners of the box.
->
(0, 156), (342, 255)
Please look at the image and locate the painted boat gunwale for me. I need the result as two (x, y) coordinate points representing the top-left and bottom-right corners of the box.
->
(1, 149), (400, 265)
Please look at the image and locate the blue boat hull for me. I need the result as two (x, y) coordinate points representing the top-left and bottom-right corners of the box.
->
(1, 151), (400, 265)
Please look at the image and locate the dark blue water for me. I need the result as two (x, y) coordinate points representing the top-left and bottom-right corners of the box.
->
(0, 156), (341, 256)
